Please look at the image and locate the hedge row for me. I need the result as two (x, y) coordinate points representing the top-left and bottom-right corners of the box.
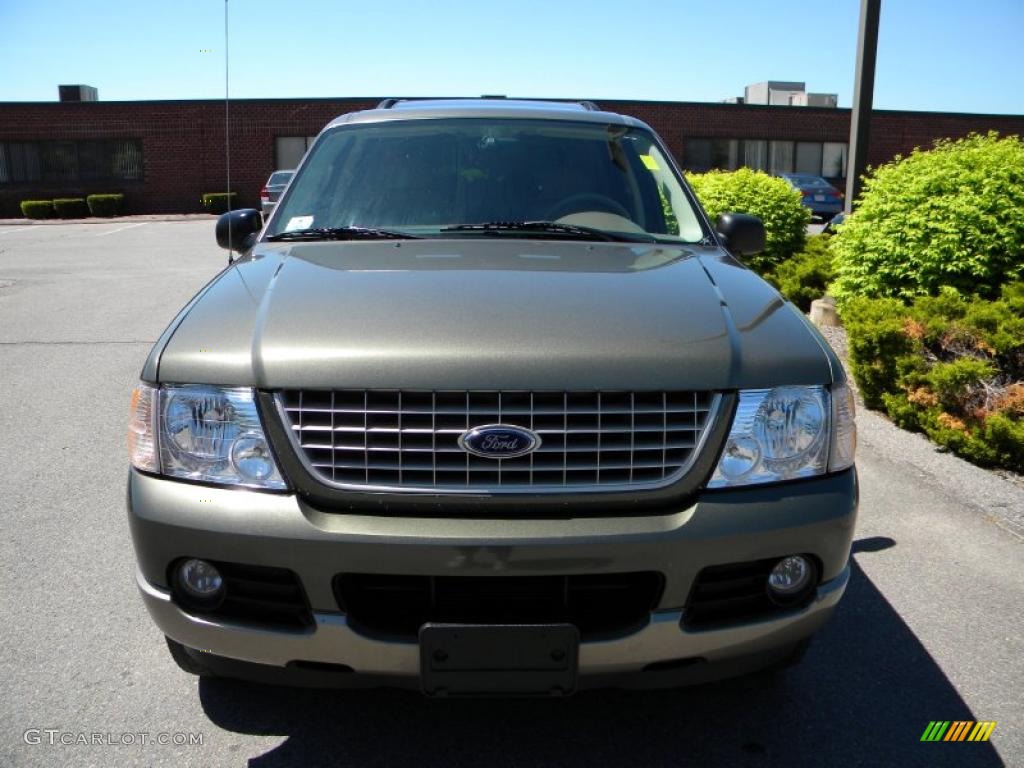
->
(689, 145), (1022, 474)
(20, 194), (125, 219)
(86, 194), (124, 216)
(54, 198), (89, 218)
(20, 200), (54, 219)
(201, 192), (238, 214)
(829, 132), (1024, 472)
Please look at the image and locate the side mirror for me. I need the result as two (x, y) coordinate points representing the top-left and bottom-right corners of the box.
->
(715, 213), (766, 257)
(215, 208), (263, 251)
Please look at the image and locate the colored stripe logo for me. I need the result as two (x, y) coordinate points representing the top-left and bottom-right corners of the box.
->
(921, 721), (997, 742)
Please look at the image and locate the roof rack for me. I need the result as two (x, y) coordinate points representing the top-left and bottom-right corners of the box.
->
(374, 97), (602, 111)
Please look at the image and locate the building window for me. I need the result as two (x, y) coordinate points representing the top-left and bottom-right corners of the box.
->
(0, 142), (42, 184)
(822, 142), (848, 179)
(795, 142), (823, 175)
(274, 136), (317, 171)
(769, 141), (794, 174)
(682, 139), (747, 172)
(682, 139), (712, 171)
(743, 140), (768, 171)
(682, 136), (847, 179)
(0, 139), (142, 185)
(41, 141), (79, 183)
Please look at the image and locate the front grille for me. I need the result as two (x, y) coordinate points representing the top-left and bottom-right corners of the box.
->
(276, 390), (718, 492)
(684, 558), (816, 629)
(334, 572), (664, 640)
(171, 561), (313, 630)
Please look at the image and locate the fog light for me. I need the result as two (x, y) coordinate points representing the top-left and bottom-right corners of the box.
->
(767, 555), (814, 605)
(176, 558), (224, 601)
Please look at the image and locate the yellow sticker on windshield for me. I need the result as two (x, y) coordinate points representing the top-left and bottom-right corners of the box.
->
(640, 155), (659, 171)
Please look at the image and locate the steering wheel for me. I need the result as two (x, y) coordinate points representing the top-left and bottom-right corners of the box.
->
(544, 193), (631, 222)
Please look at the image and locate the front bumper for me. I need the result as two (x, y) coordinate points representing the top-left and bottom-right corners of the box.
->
(128, 467), (857, 685)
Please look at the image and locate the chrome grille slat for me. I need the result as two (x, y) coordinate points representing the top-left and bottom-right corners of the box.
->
(431, 391), (437, 487)
(330, 390), (336, 483)
(362, 390), (369, 485)
(277, 390), (718, 493)
(283, 406), (709, 415)
(297, 440), (700, 453)
(291, 425), (703, 436)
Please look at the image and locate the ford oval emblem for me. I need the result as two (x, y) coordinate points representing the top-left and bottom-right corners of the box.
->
(458, 424), (541, 459)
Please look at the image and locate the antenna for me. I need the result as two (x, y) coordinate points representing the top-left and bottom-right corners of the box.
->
(224, 0), (233, 263)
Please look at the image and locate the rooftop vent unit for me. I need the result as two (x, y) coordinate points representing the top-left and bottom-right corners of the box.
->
(58, 85), (98, 102)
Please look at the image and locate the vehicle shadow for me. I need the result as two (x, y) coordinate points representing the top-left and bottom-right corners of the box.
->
(199, 537), (1003, 767)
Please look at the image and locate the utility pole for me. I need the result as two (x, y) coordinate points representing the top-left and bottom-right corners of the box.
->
(223, 0), (233, 262)
(845, 0), (881, 212)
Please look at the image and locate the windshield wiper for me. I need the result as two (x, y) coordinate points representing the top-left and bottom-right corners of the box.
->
(266, 226), (421, 242)
(440, 221), (654, 243)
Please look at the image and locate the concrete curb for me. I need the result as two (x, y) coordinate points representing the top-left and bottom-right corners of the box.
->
(0, 214), (215, 226)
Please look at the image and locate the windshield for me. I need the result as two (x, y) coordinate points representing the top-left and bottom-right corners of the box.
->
(268, 171), (294, 185)
(268, 118), (706, 242)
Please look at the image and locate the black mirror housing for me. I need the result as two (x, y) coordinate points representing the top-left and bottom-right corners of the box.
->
(715, 213), (766, 257)
(216, 208), (263, 251)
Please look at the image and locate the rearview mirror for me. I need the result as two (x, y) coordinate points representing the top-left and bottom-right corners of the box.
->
(715, 213), (766, 257)
(216, 209), (263, 252)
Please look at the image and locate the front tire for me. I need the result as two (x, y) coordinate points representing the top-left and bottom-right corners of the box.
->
(165, 636), (218, 677)
(766, 637), (812, 673)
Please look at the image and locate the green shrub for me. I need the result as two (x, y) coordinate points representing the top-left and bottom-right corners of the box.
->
(766, 235), (836, 311)
(201, 192), (238, 214)
(20, 200), (53, 219)
(842, 297), (921, 408)
(925, 358), (996, 412)
(86, 193), (124, 217)
(53, 198), (89, 218)
(686, 168), (810, 274)
(843, 283), (1024, 472)
(1001, 281), (1024, 315)
(979, 412), (1024, 469)
(831, 132), (1024, 307)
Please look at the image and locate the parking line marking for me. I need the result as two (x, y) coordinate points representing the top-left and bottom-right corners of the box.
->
(95, 223), (147, 236)
(0, 228), (35, 235)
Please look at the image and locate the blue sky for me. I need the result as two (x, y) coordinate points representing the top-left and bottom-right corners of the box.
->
(1, 0), (1022, 114)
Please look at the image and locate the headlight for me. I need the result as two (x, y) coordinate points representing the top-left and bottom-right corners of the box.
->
(709, 384), (854, 488)
(127, 383), (285, 489)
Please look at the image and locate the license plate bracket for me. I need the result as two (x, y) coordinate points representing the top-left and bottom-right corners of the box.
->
(419, 623), (579, 697)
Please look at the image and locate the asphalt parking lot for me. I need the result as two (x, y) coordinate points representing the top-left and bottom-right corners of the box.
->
(0, 220), (1021, 768)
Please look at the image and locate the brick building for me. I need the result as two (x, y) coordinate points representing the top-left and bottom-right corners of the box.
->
(1, 96), (1022, 217)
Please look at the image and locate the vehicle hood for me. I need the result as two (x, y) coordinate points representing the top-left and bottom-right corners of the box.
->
(148, 240), (836, 390)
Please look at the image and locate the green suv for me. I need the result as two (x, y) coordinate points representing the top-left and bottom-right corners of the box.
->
(127, 98), (857, 696)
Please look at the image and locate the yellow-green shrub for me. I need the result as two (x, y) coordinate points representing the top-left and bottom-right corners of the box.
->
(831, 133), (1024, 307)
(686, 168), (810, 273)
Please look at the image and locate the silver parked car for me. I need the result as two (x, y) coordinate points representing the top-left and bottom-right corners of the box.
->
(259, 169), (294, 217)
(128, 99), (857, 696)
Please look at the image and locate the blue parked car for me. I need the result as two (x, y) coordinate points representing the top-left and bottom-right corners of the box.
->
(779, 173), (844, 220)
